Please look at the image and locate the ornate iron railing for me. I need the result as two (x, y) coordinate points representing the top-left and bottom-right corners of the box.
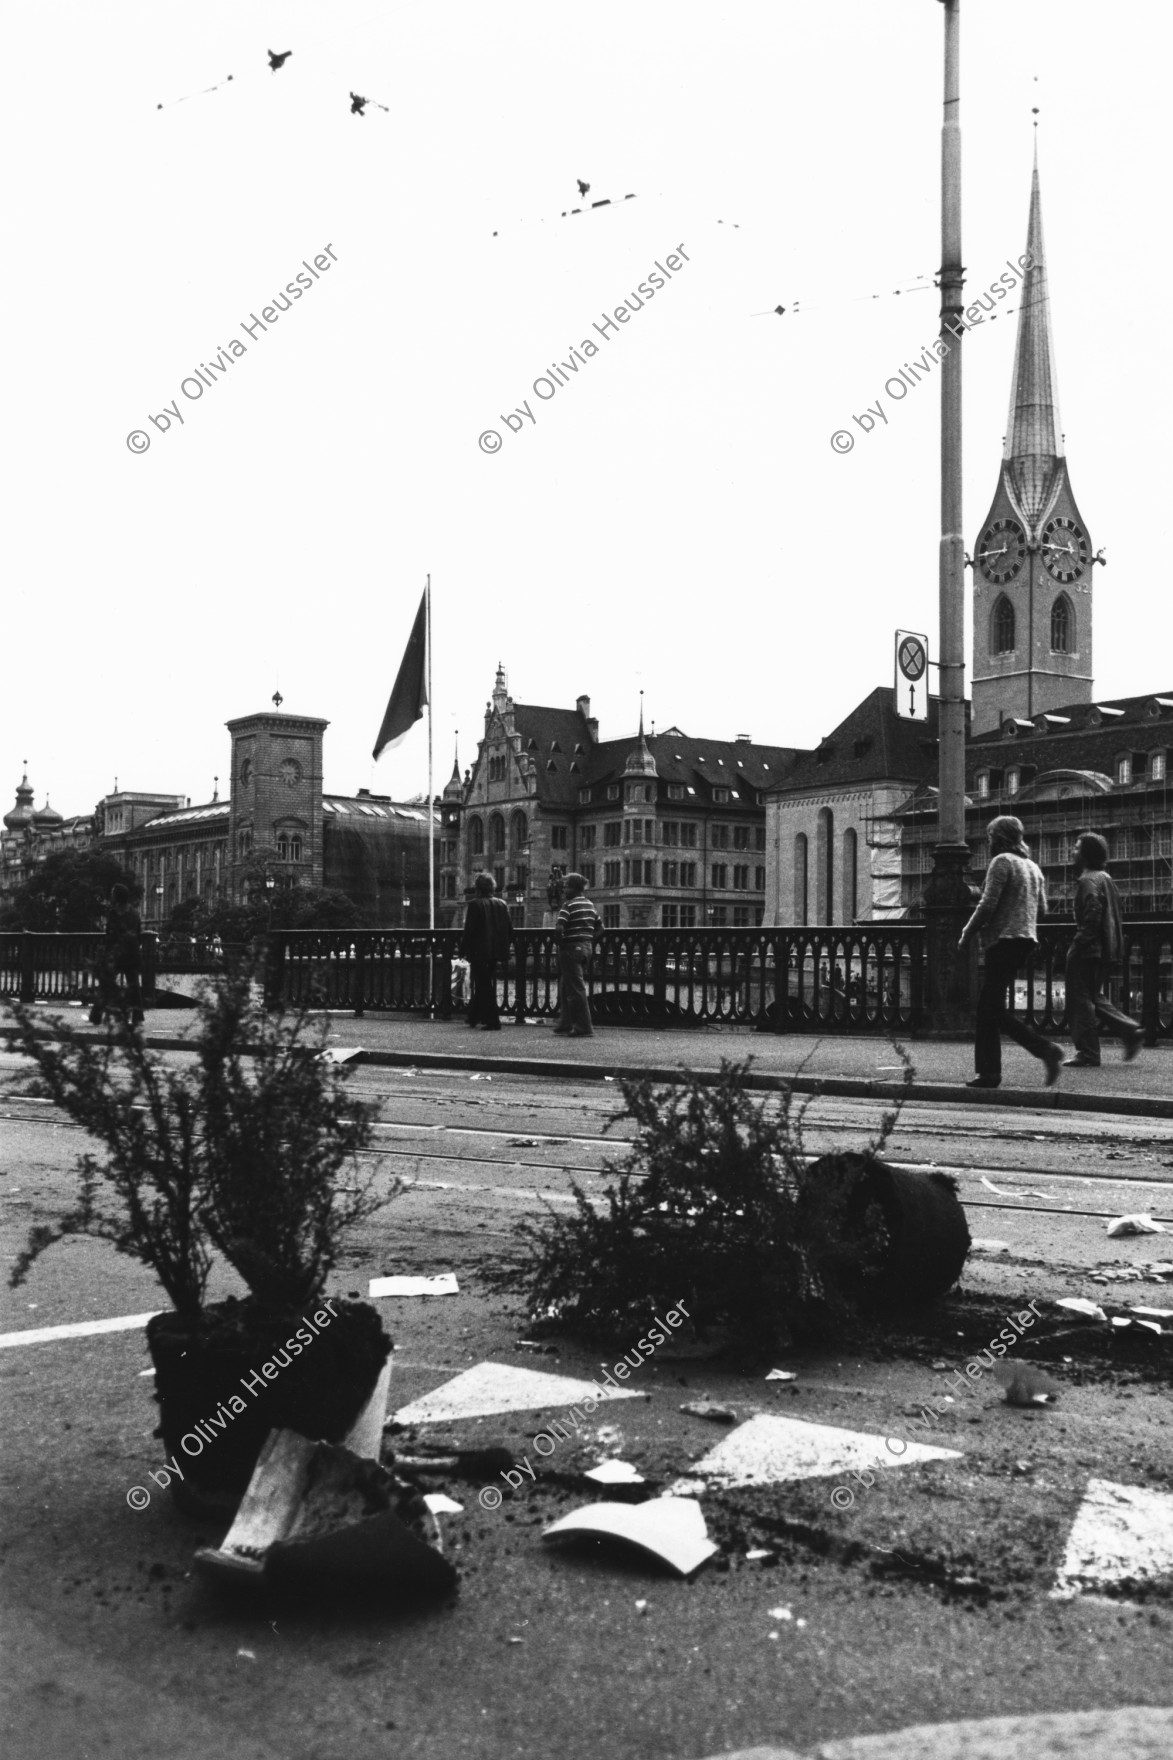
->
(266, 924), (927, 1033)
(4, 923), (1168, 1042)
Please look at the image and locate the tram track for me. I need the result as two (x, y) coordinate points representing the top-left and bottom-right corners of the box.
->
(5, 1095), (1172, 1229)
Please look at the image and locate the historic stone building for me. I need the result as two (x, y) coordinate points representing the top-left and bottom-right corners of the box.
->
(450, 667), (800, 929)
(895, 691), (1173, 918)
(2, 708), (438, 929)
(763, 691), (941, 925)
(971, 153), (1099, 735)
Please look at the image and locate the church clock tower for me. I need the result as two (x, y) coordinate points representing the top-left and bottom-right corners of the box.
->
(971, 151), (1097, 735)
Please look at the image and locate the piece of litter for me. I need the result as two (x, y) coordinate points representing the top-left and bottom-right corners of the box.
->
(542, 1497), (718, 1578)
(765, 1370), (797, 1382)
(604, 1077), (614, 1082)
(796, 1618), (807, 1628)
(769, 1606), (793, 1621)
(981, 1177), (1046, 1198)
(993, 1362), (1061, 1406)
(680, 1402), (738, 1423)
(369, 1273), (459, 1298)
(321, 1047), (366, 1065)
(584, 1460), (645, 1485)
(635, 1598), (648, 1614)
(768, 1631), (779, 1641)
(969, 1239), (1011, 1254)
(1106, 1213), (1166, 1237)
(1054, 1298), (1108, 1322)
(237, 1649), (257, 1661)
(507, 1636), (524, 1644)
(930, 1360), (948, 1371)
(1128, 1306), (1173, 1320)
(746, 1549), (773, 1561)
(138, 1368), (156, 1378)
(469, 1074), (492, 1082)
(1135, 1320), (1163, 1336)
(423, 1494), (464, 1515)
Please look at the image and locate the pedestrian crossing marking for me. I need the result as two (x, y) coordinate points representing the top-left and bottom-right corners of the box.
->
(1052, 1477), (1173, 1600)
(391, 1360), (643, 1425)
(669, 1412), (961, 1492)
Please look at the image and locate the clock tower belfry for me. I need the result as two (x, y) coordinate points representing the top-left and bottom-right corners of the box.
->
(226, 708), (328, 899)
(971, 151), (1096, 735)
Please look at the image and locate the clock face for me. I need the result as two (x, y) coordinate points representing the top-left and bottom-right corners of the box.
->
(977, 518), (1026, 583)
(280, 759), (302, 788)
(1041, 516), (1089, 582)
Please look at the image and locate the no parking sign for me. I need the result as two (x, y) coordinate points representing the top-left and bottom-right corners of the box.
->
(894, 630), (929, 721)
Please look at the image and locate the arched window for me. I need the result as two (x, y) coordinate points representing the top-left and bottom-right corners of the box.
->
(794, 833), (808, 925)
(993, 595), (1015, 654)
(1050, 594), (1072, 653)
(489, 812), (506, 853)
(842, 828), (858, 921)
(816, 807), (834, 925)
(510, 809), (528, 850)
(468, 815), (484, 855)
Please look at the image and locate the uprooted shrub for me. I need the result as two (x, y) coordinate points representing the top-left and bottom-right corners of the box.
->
(6, 962), (395, 1315)
(487, 1057), (908, 1350)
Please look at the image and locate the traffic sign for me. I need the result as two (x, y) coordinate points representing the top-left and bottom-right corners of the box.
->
(894, 630), (930, 720)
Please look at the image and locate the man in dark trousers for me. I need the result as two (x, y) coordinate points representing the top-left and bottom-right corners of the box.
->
(91, 882), (144, 1026)
(459, 873), (514, 1029)
(553, 871), (602, 1037)
(1064, 831), (1144, 1067)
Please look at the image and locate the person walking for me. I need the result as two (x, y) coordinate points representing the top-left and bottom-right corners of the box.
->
(552, 871), (602, 1038)
(459, 873), (514, 1029)
(91, 883), (144, 1026)
(1064, 831), (1144, 1068)
(957, 815), (1064, 1090)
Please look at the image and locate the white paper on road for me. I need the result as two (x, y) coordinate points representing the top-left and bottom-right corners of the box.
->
(1052, 1477), (1173, 1599)
(369, 1273), (459, 1298)
(392, 1360), (643, 1425)
(669, 1412), (960, 1491)
(0, 1311), (162, 1350)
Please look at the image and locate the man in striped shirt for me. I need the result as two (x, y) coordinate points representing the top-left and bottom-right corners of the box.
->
(553, 872), (602, 1037)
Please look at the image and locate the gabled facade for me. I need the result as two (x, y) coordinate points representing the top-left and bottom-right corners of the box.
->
(453, 667), (800, 928)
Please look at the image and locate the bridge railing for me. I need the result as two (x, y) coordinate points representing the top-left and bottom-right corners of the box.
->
(266, 924), (927, 1033)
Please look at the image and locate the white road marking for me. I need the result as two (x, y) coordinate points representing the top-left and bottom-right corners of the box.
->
(669, 1412), (960, 1491)
(1052, 1477), (1173, 1599)
(392, 1360), (644, 1425)
(0, 1311), (161, 1349)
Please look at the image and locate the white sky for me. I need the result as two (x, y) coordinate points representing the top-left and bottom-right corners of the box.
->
(5, 0), (1169, 815)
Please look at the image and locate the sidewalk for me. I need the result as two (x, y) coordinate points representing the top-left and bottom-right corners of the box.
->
(21, 1001), (1173, 1120)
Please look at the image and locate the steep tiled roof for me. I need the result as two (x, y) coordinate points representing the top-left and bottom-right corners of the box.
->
(511, 703), (597, 805)
(584, 731), (799, 799)
(766, 688), (939, 795)
(969, 691), (1173, 778)
(137, 801), (229, 832)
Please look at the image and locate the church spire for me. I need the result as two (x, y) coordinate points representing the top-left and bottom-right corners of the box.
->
(1003, 145), (1064, 527)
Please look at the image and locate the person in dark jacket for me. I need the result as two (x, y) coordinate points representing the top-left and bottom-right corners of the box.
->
(91, 883), (144, 1026)
(459, 873), (514, 1029)
(1064, 832), (1143, 1068)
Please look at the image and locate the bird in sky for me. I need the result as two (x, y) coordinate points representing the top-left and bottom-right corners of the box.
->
(268, 49), (292, 71)
(577, 179), (590, 198)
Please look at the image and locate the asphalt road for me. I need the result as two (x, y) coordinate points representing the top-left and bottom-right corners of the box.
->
(1, 1050), (1171, 1760)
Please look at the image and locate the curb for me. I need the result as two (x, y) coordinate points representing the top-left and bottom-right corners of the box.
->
(6, 1025), (1172, 1121)
(697, 1704), (1173, 1760)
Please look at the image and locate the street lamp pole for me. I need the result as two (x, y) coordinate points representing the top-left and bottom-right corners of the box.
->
(921, 0), (977, 1031)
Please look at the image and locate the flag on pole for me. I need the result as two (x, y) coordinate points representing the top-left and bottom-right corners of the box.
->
(372, 589), (428, 759)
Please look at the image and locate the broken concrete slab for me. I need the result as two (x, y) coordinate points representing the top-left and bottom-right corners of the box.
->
(391, 1361), (644, 1426)
(1052, 1477), (1173, 1600)
(543, 1496), (718, 1578)
(669, 1412), (960, 1493)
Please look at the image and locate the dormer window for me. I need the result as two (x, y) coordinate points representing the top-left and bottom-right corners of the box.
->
(606, 784), (620, 801)
(712, 786), (730, 804)
(578, 788), (591, 804)
(1117, 755), (1132, 786)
